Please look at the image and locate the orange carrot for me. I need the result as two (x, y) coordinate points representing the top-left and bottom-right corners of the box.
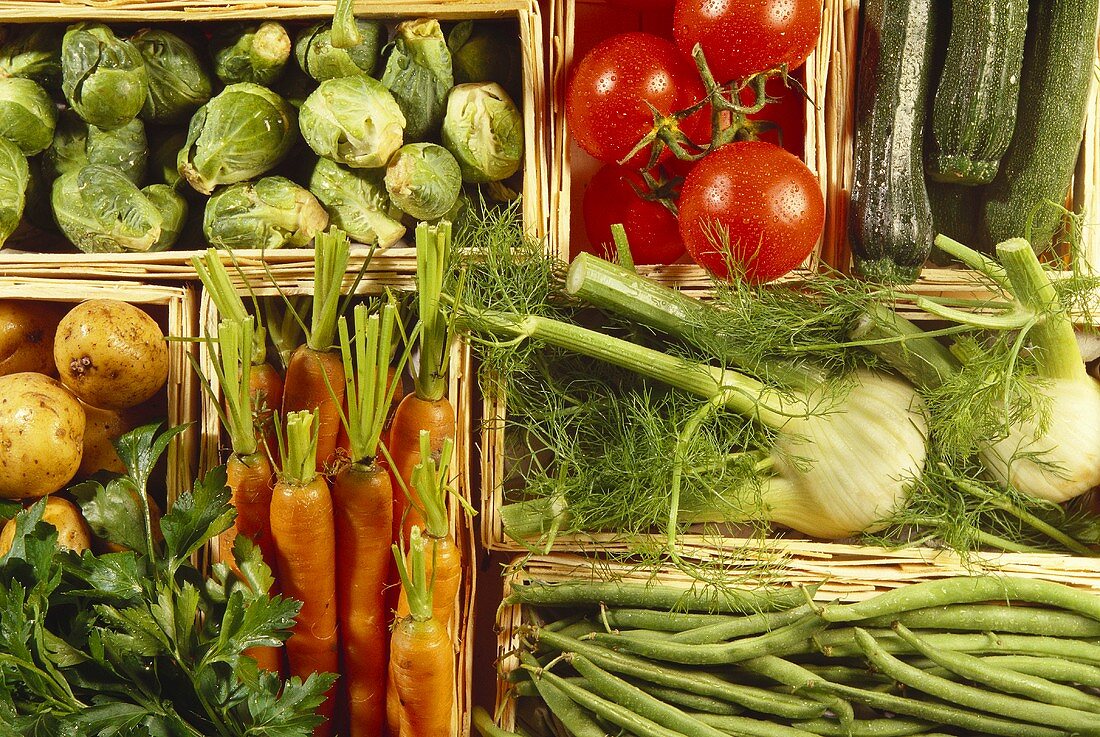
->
(280, 228), (353, 471)
(390, 222), (458, 540)
(250, 361), (284, 462)
(389, 527), (454, 737)
(270, 410), (340, 735)
(332, 302), (408, 737)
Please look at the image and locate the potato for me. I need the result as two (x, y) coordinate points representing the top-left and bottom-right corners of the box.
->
(0, 373), (85, 499)
(54, 300), (169, 411)
(77, 403), (132, 478)
(0, 300), (66, 377)
(0, 496), (92, 557)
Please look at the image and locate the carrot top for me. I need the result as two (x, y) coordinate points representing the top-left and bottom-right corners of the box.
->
(338, 301), (405, 464)
(279, 410), (319, 486)
(393, 526), (432, 622)
(192, 249), (267, 367)
(409, 431), (455, 540)
(214, 317), (259, 458)
(308, 228), (352, 353)
(413, 221), (454, 402)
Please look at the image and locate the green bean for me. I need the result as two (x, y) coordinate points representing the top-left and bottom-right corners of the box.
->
(589, 614), (828, 666)
(552, 618), (602, 641)
(985, 655), (1100, 688)
(668, 605), (819, 644)
(815, 629), (1100, 664)
(819, 577), (1100, 623)
(531, 666), (690, 737)
(631, 681), (745, 716)
(797, 665), (893, 686)
(736, 656), (853, 725)
(604, 608), (739, 632)
(571, 654), (818, 737)
(536, 629), (828, 720)
(892, 623), (1100, 713)
(508, 581), (809, 613)
(862, 604), (1100, 636)
(518, 653), (606, 737)
(473, 706), (524, 737)
(787, 718), (933, 737)
(853, 628), (1100, 734)
(542, 613), (586, 632)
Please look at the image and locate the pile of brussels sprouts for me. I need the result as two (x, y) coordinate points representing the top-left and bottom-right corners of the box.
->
(0, 16), (524, 253)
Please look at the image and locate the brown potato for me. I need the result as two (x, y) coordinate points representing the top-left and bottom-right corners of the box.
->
(0, 373), (85, 499)
(77, 403), (132, 478)
(0, 496), (92, 557)
(54, 300), (169, 411)
(0, 300), (66, 377)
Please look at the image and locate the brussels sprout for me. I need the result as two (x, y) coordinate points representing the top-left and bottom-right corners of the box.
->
(178, 83), (297, 195)
(52, 164), (163, 252)
(299, 75), (403, 169)
(0, 138), (28, 248)
(150, 130), (186, 189)
(132, 29), (211, 125)
(204, 176), (328, 250)
(43, 112), (147, 185)
(380, 19), (453, 142)
(309, 157), (404, 248)
(442, 82), (523, 183)
(211, 22), (292, 87)
(0, 26), (62, 86)
(384, 143), (461, 221)
(0, 77), (57, 156)
(61, 23), (148, 131)
(294, 21), (384, 82)
(143, 183), (187, 251)
(448, 21), (521, 97)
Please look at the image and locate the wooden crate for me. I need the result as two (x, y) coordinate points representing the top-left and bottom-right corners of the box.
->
(549, 0), (1100, 284)
(491, 550), (1100, 731)
(0, 278), (199, 504)
(0, 0), (550, 280)
(194, 260), (477, 737)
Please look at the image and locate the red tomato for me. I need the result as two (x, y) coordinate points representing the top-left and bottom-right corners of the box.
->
(566, 32), (707, 169)
(601, 0), (675, 10)
(673, 0), (821, 83)
(583, 165), (685, 265)
(678, 141), (824, 282)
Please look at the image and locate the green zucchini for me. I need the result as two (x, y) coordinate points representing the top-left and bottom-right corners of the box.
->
(928, 0), (1028, 185)
(848, 0), (939, 284)
(927, 181), (978, 259)
(980, 0), (1100, 250)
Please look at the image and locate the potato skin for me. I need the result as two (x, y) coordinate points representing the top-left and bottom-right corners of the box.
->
(0, 496), (93, 556)
(54, 300), (169, 411)
(0, 300), (66, 377)
(0, 373), (86, 499)
(77, 403), (131, 478)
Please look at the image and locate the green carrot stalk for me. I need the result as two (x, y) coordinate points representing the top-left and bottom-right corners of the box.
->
(337, 302), (401, 465)
(413, 220), (453, 402)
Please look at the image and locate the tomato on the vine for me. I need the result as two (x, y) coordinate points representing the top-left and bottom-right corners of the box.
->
(582, 164), (685, 265)
(678, 141), (824, 282)
(673, 0), (821, 83)
(566, 32), (707, 169)
(742, 72), (807, 159)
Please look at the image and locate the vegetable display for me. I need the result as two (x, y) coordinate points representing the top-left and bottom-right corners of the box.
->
(0, 9), (526, 253)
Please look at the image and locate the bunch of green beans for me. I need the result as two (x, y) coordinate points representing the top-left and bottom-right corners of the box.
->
(475, 577), (1100, 737)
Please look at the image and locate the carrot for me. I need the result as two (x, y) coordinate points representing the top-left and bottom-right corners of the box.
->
(390, 222), (458, 540)
(389, 527), (454, 737)
(270, 410), (340, 735)
(281, 228), (353, 471)
(332, 302), (408, 737)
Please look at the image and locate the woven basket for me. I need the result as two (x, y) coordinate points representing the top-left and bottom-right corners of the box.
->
(0, 0), (550, 282)
(194, 260), (477, 736)
(491, 550), (1100, 731)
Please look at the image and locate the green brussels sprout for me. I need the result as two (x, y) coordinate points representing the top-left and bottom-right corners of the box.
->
(132, 29), (212, 125)
(299, 75), (404, 169)
(448, 21), (521, 97)
(0, 137), (28, 248)
(178, 83), (297, 195)
(0, 77), (57, 156)
(211, 22), (292, 87)
(150, 129), (186, 189)
(204, 176), (328, 250)
(0, 26), (62, 86)
(380, 19), (453, 142)
(442, 82), (522, 183)
(384, 143), (461, 221)
(294, 20), (384, 82)
(43, 112), (147, 185)
(143, 183), (187, 251)
(309, 156), (404, 248)
(61, 23), (148, 131)
(52, 164), (163, 252)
